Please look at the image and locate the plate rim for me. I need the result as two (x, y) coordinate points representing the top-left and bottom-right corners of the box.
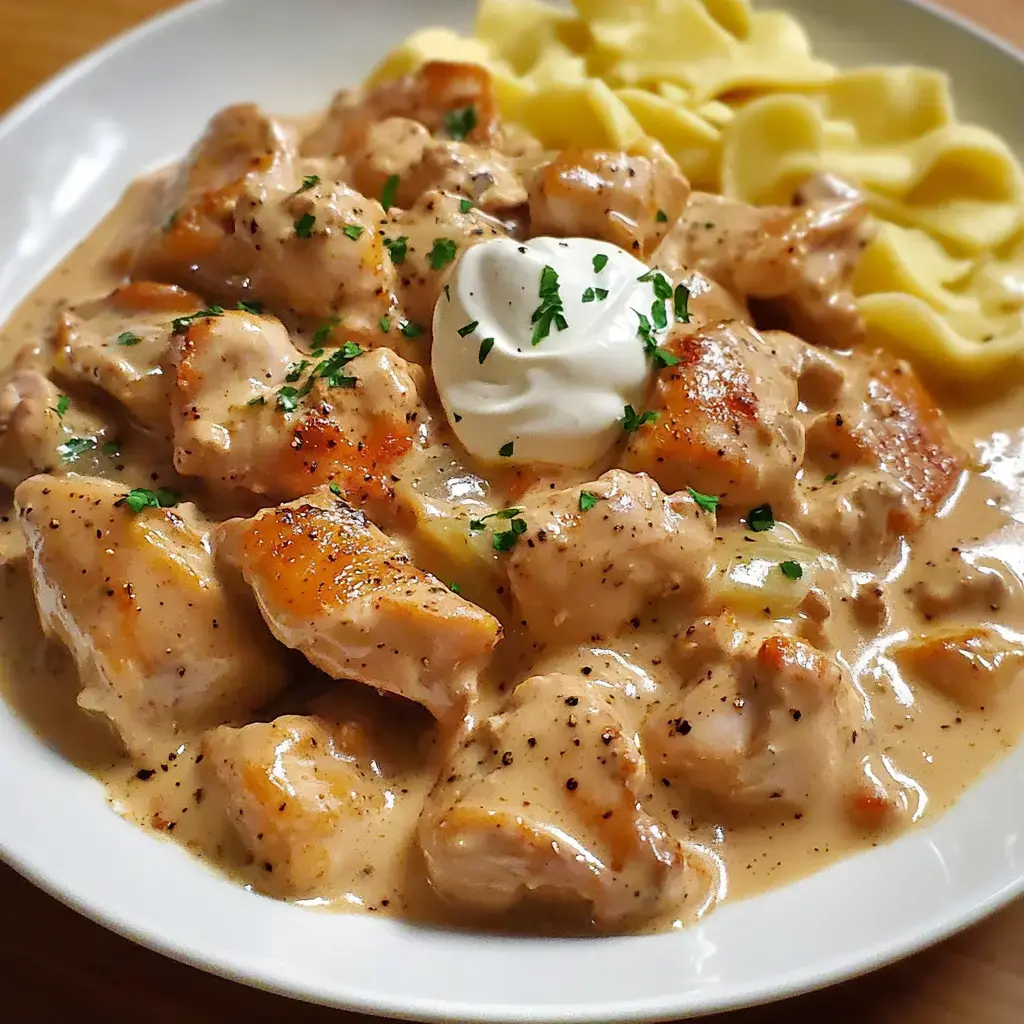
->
(0, 0), (1022, 1020)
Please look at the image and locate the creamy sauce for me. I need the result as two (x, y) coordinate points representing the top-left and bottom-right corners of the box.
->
(3, 145), (1024, 937)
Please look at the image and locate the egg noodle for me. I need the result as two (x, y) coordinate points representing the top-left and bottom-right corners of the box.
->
(369, 0), (1024, 383)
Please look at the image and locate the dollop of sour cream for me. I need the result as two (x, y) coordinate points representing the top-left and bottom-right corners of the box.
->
(432, 236), (671, 467)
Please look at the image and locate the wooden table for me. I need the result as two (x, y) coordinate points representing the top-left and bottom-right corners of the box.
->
(0, 0), (1022, 1020)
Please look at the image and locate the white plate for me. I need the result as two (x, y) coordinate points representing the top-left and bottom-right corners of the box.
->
(0, 1), (1022, 1020)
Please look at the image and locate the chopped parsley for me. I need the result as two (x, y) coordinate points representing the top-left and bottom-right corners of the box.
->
(656, 209), (668, 223)
(312, 316), (341, 345)
(276, 341), (362, 410)
(275, 385), (306, 412)
(429, 237), (457, 271)
(116, 487), (182, 513)
(687, 487), (719, 514)
(379, 315), (392, 334)
(747, 503), (775, 532)
(400, 320), (422, 338)
(531, 264), (567, 345)
(459, 198), (474, 214)
(381, 174), (399, 212)
(294, 213), (316, 238)
(297, 174), (320, 193)
(579, 491), (598, 512)
(285, 359), (310, 383)
(622, 405), (658, 433)
(444, 105), (477, 141)
(652, 346), (680, 368)
(824, 472), (839, 483)
(674, 283), (691, 323)
(478, 337), (494, 363)
(499, 441), (514, 458)
(594, 287), (609, 301)
(117, 331), (141, 347)
(582, 287), (596, 303)
(651, 298), (668, 330)
(171, 306), (224, 335)
(237, 299), (263, 314)
(52, 395), (70, 418)
(246, 396), (267, 406)
(329, 481), (343, 497)
(384, 235), (407, 264)
(636, 309), (679, 367)
(457, 321), (479, 337)
(449, 581), (462, 594)
(162, 210), (179, 232)
(470, 507), (524, 531)
(780, 560), (803, 580)
(342, 223), (364, 241)
(56, 437), (96, 462)
(492, 519), (527, 551)
(593, 254), (609, 273)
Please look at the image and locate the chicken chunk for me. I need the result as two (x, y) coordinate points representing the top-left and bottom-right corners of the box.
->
(529, 145), (690, 260)
(171, 309), (426, 508)
(233, 175), (398, 346)
(646, 627), (862, 813)
(53, 282), (205, 432)
(894, 627), (1024, 708)
(799, 351), (965, 566)
(302, 61), (499, 156)
(0, 371), (112, 488)
(387, 189), (508, 328)
(15, 474), (287, 756)
(132, 104), (298, 296)
(421, 674), (704, 926)
(201, 714), (387, 897)
(506, 470), (715, 644)
(620, 322), (805, 509)
(664, 191), (874, 346)
(216, 487), (502, 721)
(347, 117), (527, 215)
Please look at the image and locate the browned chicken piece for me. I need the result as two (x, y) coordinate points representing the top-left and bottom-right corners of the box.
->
(421, 674), (706, 926)
(799, 351), (965, 566)
(387, 188), (508, 327)
(302, 61), (499, 157)
(646, 626), (863, 813)
(15, 474), (287, 756)
(132, 104), (298, 296)
(662, 190), (874, 347)
(909, 558), (1017, 621)
(893, 627), (1024, 708)
(233, 175), (399, 347)
(0, 371), (112, 488)
(621, 322), (805, 509)
(506, 470), (715, 644)
(347, 117), (527, 216)
(529, 145), (690, 260)
(53, 282), (205, 433)
(171, 309), (427, 509)
(216, 487), (502, 722)
(202, 714), (388, 897)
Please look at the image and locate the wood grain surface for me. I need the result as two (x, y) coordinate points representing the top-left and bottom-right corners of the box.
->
(0, 1), (1022, 1020)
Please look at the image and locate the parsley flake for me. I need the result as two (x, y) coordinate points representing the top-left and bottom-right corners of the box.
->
(237, 299), (263, 314)
(275, 385), (307, 412)
(56, 437), (96, 462)
(117, 331), (141, 347)
(285, 359), (310, 383)
(656, 209), (668, 223)
(400, 320), (422, 338)
(444, 105), (477, 141)
(747, 503), (775, 532)
(246, 396), (266, 407)
(493, 518), (527, 551)
(379, 315), (392, 334)
(384, 235), (407, 264)
(459, 198), (474, 213)
(53, 395), (70, 418)
(449, 581), (462, 594)
(824, 473), (839, 483)
(499, 441), (514, 458)
(429, 238), (457, 271)
(780, 560), (803, 580)
(171, 306), (224, 335)
(582, 287), (596, 303)
(687, 488), (719, 514)
(622, 405), (658, 433)
(531, 264), (567, 345)
(469, 507), (524, 531)
(579, 491), (598, 512)
(593, 254), (609, 273)
(674, 283), (691, 323)
(116, 487), (181, 514)
(342, 223), (364, 241)
(294, 213), (316, 238)
(297, 174), (320, 192)
(653, 346), (680, 368)
(329, 481), (343, 497)
(457, 321), (479, 338)
(312, 316), (340, 345)
(594, 288), (609, 301)
(478, 337), (495, 363)
(162, 210), (179, 232)
(381, 174), (399, 212)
